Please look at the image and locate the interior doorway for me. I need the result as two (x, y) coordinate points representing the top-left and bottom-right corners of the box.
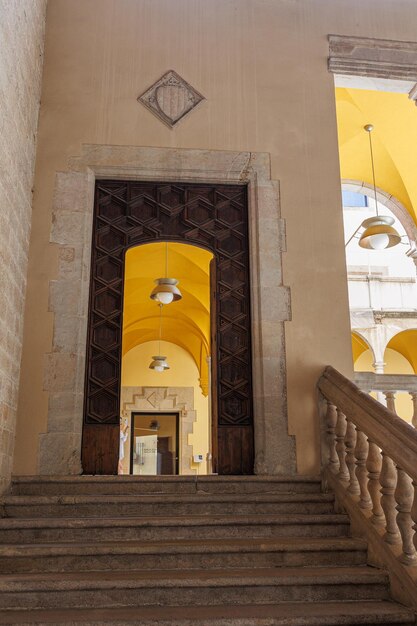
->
(81, 180), (254, 476)
(129, 413), (179, 476)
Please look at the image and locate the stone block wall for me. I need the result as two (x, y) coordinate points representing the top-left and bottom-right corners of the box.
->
(0, 0), (47, 491)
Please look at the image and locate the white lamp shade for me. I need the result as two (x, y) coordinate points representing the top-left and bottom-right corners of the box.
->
(367, 233), (390, 250)
(155, 291), (174, 305)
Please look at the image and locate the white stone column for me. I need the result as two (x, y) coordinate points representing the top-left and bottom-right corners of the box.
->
(373, 361), (387, 405)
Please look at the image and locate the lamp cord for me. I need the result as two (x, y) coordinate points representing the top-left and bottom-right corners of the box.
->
(158, 303), (162, 354)
(368, 130), (379, 217)
(165, 242), (168, 278)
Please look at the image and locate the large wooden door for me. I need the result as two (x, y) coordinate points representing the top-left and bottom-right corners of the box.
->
(82, 181), (254, 475)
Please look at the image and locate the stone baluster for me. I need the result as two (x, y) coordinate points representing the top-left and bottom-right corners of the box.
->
(325, 401), (339, 472)
(410, 392), (417, 428)
(366, 441), (385, 526)
(355, 429), (372, 510)
(380, 453), (401, 545)
(335, 409), (349, 482)
(395, 467), (417, 566)
(345, 419), (359, 495)
(383, 391), (397, 414)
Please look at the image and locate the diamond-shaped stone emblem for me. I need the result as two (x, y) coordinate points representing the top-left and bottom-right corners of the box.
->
(138, 70), (205, 128)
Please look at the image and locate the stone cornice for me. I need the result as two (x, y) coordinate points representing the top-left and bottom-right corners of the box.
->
(329, 34), (417, 81)
(329, 35), (417, 104)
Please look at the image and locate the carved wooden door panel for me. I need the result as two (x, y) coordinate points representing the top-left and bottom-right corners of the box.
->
(82, 181), (254, 475)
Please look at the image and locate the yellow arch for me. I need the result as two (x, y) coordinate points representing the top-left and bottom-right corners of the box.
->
(386, 330), (417, 374)
(351, 331), (371, 366)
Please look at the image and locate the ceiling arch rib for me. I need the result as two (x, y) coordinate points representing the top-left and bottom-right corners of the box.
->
(122, 317), (209, 359)
(123, 288), (210, 320)
(123, 309), (209, 350)
(123, 327), (206, 368)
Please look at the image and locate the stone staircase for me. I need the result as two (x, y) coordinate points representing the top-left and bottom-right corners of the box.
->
(0, 475), (414, 625)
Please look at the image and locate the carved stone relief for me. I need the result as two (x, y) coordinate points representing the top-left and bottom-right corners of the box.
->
(138, 70), (205, 127)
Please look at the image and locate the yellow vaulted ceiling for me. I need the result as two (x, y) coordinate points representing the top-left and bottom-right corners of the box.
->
(335, 88), (417, 224)
(122, 242), (213, 394)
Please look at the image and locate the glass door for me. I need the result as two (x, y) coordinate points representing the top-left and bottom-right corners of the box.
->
(130, 413), (179, 475)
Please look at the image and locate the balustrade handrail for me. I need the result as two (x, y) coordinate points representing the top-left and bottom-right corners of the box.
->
(354, 372), (417, 393)
(318, 365), (417, 483)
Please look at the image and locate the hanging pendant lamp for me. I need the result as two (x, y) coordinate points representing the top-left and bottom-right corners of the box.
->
(358, 215), (401, 250)
(358, 125), (401, 251)
(149, 355), (170, 372)
(149, 304), (170, 372)
(150, 243), (182, 304)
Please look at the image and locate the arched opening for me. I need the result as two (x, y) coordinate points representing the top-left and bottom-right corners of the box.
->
(383, 339), (416, 422)
(343, 189), (417, 373)
(387, 329), (417, 375)
(119, 242), (213, 475)
(335, 89), (417, 383)
(351, 331), (372, 364)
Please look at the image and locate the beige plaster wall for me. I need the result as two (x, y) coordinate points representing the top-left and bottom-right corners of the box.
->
(0, 0), (47, 490)
(14, 0), (417, 476)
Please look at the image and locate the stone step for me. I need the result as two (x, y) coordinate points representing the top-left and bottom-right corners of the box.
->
(0, 601), (413, 625)
(0, 567), (389, 610)
(0, 513), (351, 543)
(0, 537), (367, 574)
(10, 475), (322, 496)
(0, 492), (335, 518)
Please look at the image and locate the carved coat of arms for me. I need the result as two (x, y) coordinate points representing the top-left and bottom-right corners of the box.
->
(138, 70), (205, 128)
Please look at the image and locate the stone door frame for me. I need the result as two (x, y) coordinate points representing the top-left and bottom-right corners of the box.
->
(42, 145), (295, 476)
(121, 386), (197, 476)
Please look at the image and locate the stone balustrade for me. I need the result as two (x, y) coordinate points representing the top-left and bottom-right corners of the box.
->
(318, 366), (417, 578)
(354, 372), (417, 426)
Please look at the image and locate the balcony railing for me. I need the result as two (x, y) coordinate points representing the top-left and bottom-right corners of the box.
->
(348, 275), (417, 311)
(354, 372), (417, 426)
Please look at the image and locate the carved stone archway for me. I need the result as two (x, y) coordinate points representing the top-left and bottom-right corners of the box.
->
(41, 145), (296, 476)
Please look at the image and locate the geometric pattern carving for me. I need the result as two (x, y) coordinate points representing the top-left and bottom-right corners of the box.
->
(138, 70), (205, 128)
(84, 181), (253, 434)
